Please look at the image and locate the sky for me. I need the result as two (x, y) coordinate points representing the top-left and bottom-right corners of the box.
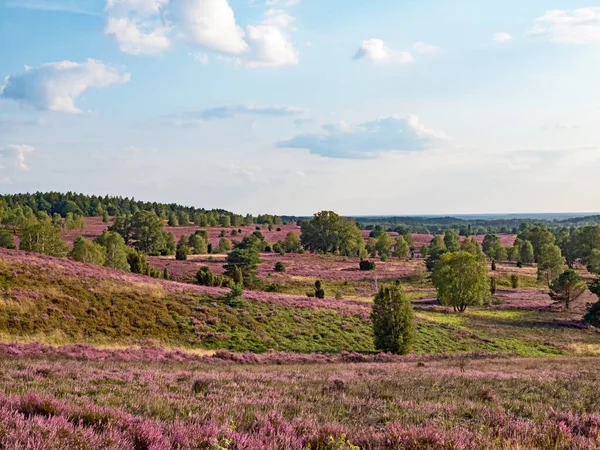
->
(0, 0), (599, 216)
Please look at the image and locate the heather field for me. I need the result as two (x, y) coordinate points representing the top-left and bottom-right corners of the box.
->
(3, 218), (600, 449)
(0, 350), (599, 449)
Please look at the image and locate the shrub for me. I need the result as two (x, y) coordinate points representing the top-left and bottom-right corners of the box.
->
(516, 261), (523, 268)
(584, 300), (600, 328)
(491, 260), (497, 271)
(335, 291), (343, 300)
(359, 260), (376, 271)
(175, 236), (190, 261)
(163, 268), (170, 280)
(274, 262), (286, 272)
(510, 273), (519, 289)
(315, 280), (325, 299)
(490, 277), (497, 295)
(196, 267), (222, 287)
(225, 283), (245, 307)
(372, 283), (415, 354)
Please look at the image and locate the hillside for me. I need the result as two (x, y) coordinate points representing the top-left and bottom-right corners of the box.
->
(1, 248), (599, 356)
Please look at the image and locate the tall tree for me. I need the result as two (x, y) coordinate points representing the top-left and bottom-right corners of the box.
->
(97, 231), (130, 271)
(224, 248), (260, 287)
(519, 240), (535, 265)
(300, 211), (364, 256)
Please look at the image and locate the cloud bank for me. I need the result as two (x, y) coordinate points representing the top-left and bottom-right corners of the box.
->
(104, 0), (299, 67)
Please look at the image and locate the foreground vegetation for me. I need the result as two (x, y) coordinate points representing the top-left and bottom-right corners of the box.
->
(0, 353), (599, 449)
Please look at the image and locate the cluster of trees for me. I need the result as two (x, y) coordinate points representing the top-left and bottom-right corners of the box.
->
(365, 232), (412, 261)
(300, 211), (364, 256)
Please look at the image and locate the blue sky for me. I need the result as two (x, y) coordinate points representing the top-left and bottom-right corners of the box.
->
(1, 0), (599, 215)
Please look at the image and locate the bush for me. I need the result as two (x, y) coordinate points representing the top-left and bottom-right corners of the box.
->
(335, 291), (343, 300)
(490, 277), (497, 295)
(510, 274), (519, 289)
(491, 260), (497, 271)
(372, 283), (415, 354)
(585, 300), (600, 328)
(196, 267), (224, 287)
(274, 262), (286, 272)
(315, 280), (325, 299)
(225, 283), (245, 307)
(359, 260), (376, 271)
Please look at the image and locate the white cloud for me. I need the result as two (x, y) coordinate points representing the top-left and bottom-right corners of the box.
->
(171, 0), (248, 54)
(0, 144), (34, 171)
(0, 60), (130, 113)
(354, 39), (414, 64)
(105, 16), (171, 54)
(277, 115), (448, 159)
(530, 8), (600, 44)
(104, 0), (299, 67)
(492, 32), (512, 43)
(412, 41), (439, 53)
(244, 9), (299, 68)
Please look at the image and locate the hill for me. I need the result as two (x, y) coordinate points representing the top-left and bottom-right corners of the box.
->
(1, 248), (599, 356)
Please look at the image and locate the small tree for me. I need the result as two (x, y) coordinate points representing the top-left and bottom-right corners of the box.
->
(537, 244), (565, 285)
(168, 213), (179, 227)
(163, 268), (170, 280)
(491, 260), (497, 271)
(432, 251), (489, 312)
(274, 262), (286, 272)
(97, 231), (130, 271)
(224, 248), (260, 287)
(225, 283), (245, 307)
(70, 237), (106, 266)
(102, 211), (109, 223)
(315, 280), (325, 299)
(548, 270), (587, 310)
(393, 236), (410, 260)
(176, 236), (190, 261)
(519, 240), (535, 265)
(371, 283), (415, 355)
(197, 266), (223, 287)
(444, 230), (460, 252)
(232, 265), (244, 285)
(218, 237), (232, 254)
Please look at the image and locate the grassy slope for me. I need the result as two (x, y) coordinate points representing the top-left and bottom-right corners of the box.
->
(0, 249), (599, 355)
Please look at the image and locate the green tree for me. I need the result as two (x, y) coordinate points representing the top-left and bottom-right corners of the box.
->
(375, 232), (393, 259)
(494, 246), (508, 262)
(188, 234), (208, 255)
(537, 244), (565, 284)
(425, 235), (446, 271)
(97, 231), (130, 271)
(371, 283), (415, 355)
(219, 215), (231, 228)
(129, 211), (165, 254)
(19, 221), (69, 257)
(224, 248), (260, 287)
(586, 249), (600, 275)
(282, 232), (302, 253)
(175, 236), (190, 261)
(314, 280), (325, 299)
(518, 226), (555, 262)
(70, 237), (105, 266)
(460, 238), (483, 256)
(549, 270), (586, 310)
(482, 234), (501, 258)
(300, 211), (364, 256)
(0, 230), (15, 249)
(585, 279), (600, 327)
(102, 211), (109, 223)
(432, 251), (489, 312)
(444, 230), (460, 252)
(168, 212), (179, 227)
(392, 236), (410, 259)
(218, 237), (232, 254)
(519, 240), (535, 265)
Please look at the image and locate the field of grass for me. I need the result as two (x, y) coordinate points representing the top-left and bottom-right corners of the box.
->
(0, 352), (599, 449)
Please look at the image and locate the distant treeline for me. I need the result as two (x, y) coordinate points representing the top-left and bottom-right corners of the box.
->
(0, 192), (285, 226)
